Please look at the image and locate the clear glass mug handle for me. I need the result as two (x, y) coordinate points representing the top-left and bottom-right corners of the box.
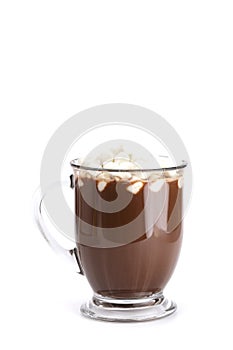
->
(33, 176), (84, 275)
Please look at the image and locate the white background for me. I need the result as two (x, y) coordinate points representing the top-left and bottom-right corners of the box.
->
(0, 1), (233, 349)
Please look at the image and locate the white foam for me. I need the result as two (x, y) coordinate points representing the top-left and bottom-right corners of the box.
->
(149, 179), (165, 192)
(97, 171), (113, 180)
(114, 171), (132, 180)
(97, 181), (107, 192)
(102, 158), (141, 171)
(127, 181), (143, 194)
(149, 173), (162, 181)
(79, 148), (181, 182)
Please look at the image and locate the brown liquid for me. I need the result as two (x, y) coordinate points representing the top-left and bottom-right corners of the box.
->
(75, 176), (183, 298)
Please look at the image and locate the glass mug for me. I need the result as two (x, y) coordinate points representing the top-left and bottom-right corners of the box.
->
(34, 158), (187, 322)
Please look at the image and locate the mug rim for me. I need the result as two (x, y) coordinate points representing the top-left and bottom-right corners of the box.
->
(70, 158), (188, 172)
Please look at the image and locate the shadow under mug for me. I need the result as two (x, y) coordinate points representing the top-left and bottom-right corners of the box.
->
(34, 158), (187, 322)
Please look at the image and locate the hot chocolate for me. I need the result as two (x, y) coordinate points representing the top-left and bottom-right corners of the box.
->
(75, 171), (183, 299)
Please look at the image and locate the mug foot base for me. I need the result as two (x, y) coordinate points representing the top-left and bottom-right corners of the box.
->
(80, 292), (177, 322)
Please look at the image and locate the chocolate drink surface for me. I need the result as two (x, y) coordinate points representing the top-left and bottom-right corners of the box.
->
(75, 175), (183, 299)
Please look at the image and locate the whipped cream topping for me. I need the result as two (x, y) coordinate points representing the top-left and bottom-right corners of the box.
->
(75, 149), (184, 194)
